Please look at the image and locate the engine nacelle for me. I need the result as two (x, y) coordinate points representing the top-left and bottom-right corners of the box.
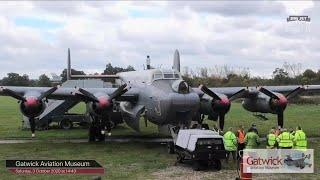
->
(119, 102), (145, 132)
(20, 99), (46, 117)
(242, 92), (287, 114)
(87, 93), (113, 116)
(199, 94), (231, 120)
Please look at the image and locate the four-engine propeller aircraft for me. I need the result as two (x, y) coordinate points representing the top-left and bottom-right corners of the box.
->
(0, 49), (319, 140)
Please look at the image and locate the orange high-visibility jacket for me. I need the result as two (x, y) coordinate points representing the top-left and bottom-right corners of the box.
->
(237, 130), (245, 144)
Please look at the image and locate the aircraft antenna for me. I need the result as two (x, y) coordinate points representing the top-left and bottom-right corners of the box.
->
(146, 55), (151, 69)
(67, 48), (71, 80)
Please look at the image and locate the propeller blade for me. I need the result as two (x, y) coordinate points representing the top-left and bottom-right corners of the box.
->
(3, 88), (26, 101)
(277, 112), (284, 128)
(74, 93), (95, 102)
(29, 117), (36, 138)
(229, 89), (247, 101)
(37, 86), (58, 100)
(108, 84), (128, 100)
(78, 88), (99, 102)
(286, 87), (304, 100)
(219, 114), (225, 130)
(199, 84), (221, 100)
(259, 87), (280, 100)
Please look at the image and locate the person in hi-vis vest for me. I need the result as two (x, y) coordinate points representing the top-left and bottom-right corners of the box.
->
(266, 129), (277, 149)
(244, 128), (260, 149)
(294, 126), (307, 149)
(236, 125), (245, 159)
(276, 128), (295, 149)
(224, 127), (237, 163)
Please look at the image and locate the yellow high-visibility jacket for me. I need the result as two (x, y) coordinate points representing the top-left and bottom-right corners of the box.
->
(294, 130), (307, 149)
(224, 131), (237, 151)
(276, 132), (295, 148)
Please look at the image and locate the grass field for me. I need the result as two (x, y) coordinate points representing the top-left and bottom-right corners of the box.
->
(0, 96), (319, 139)
(0, 96), (319, 179)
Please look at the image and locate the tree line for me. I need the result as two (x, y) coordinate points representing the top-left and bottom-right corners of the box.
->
(182, 62), (320, 87)
(0, 63), (136, 86)
(0, 62), (319, 87)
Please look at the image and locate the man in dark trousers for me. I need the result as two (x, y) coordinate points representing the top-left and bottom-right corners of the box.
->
(235, 125), (245, 160)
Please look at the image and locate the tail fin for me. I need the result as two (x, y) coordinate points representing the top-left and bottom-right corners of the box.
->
(172, 49), (180, 72)
(67, 48), (71, 80)
(51, 73), (59, 79)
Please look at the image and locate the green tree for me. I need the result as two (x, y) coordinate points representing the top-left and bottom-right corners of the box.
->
(60, 69), (86, 82)
(37, 74), (52, 87)
(272, 68), (289, 85)
(302, 69), (316, 79)
(103, 63), (135, 75)
(0, 73), (30, 86)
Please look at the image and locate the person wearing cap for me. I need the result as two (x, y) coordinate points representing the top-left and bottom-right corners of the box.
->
(276, 128), (295, 149)
(248, 123), (258, 135)
(244, 128), (260, 149)
(223, 127), (237, 163)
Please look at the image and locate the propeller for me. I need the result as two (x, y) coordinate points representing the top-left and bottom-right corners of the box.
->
(75, 84), (128, 137)
(76, 84), (128, 107)
(3, 87), (58, 137)
(199, 85), (248, 131)
(258, 87), (298, 128)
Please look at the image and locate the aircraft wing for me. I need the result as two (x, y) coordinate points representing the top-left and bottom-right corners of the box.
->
(192, 85), (320, 99)
(0, 86), (140, 101)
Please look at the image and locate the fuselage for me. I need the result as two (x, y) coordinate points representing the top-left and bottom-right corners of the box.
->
(116, 69), (200, 128)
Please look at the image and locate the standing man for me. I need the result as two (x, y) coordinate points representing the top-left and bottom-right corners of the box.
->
(273, 126), (280, 137)
(224, 127), (237, 163)
(294, 126), (307, 149)
(266, 129), (277, 149)
(276, 128), (295, 149)
(236, 125), (245, 159)
(244, 128), (260, 149)
(248, 123), (259, 135)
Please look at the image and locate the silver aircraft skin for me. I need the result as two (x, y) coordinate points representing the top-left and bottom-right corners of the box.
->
(0, 49), (320, 139)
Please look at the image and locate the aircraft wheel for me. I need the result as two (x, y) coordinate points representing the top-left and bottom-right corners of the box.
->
(213, 160), (222, 171)
(60, 119), (73, 130)
(192, 161), (201, 171)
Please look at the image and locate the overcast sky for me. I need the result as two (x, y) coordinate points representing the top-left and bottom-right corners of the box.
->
(0, 1), (318, 79)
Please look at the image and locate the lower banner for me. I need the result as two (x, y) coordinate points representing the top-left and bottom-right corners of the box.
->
(6, 160), (105, 174)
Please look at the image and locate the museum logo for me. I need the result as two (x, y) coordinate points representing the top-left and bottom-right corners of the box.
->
(243, 149), (314, 173)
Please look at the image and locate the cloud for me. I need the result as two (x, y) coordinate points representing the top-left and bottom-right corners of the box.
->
(0, 1), (319, 80)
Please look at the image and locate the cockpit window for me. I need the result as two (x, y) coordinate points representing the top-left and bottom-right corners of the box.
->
(154, 73), (163, 80)
(164, 74), (174, 78)
(152, 71), (181, 82)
